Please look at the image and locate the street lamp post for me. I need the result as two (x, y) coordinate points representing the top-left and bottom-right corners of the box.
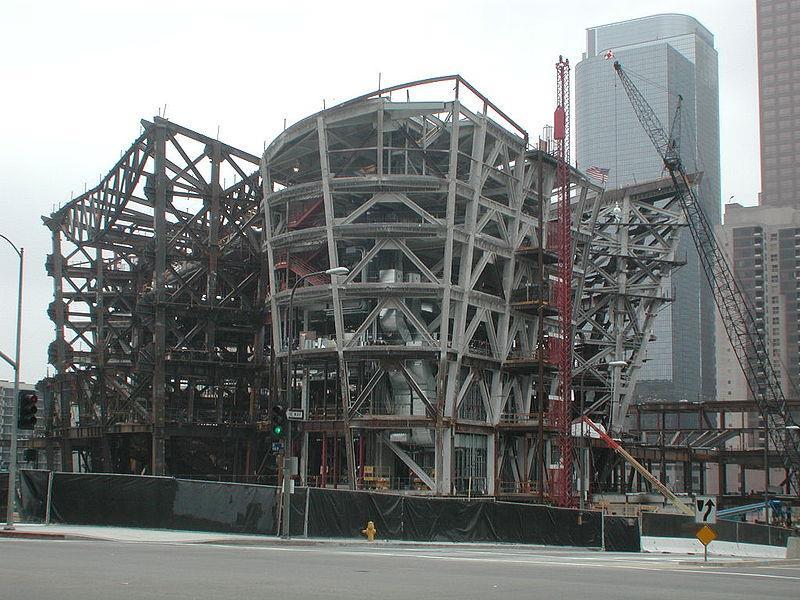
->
(1, 234), (24, 531)
(281, 266), (348, 539)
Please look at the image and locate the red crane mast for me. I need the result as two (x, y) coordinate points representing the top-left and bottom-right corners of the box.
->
(551, 56), (575, 507)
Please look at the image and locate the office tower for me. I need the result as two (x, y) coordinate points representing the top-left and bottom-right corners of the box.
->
(757, 0), (800, 208)
(576, 14), (721, 402)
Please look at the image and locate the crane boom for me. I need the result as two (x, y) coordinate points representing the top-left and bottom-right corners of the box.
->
(581, 416), (694, 516)
(613, 61), (800, 496)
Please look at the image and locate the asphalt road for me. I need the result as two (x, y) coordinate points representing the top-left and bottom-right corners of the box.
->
(2, 539), (799, 600)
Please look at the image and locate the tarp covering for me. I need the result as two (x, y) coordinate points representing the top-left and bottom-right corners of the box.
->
(0, 472), (8, 517)
(303, 489), (601, 546)
(19, 469), (48, 521)
(18, 471), (605, 547)
(642, 512), (793, 548)
(21, 471), (276, 534)
(602, 515), (640, 552)
(306, 487), (405, 539)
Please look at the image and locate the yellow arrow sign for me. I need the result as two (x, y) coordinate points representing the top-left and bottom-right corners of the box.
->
(696, 524), (717, 547)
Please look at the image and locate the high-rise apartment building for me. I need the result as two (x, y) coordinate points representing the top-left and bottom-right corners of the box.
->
(715, 202), (800, 493)
(576, 14), (721, 402)
(716, 203), (798, 399)
(757, 0), (800, 208)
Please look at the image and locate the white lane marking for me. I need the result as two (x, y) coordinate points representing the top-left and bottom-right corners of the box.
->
(670, 568), (800, 581)
(196, 544), (800, 579)
(7, 538), (798, 581)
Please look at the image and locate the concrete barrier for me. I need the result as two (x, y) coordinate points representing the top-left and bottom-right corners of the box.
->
(641, 536), (786, 559)
(787, 537), (800, 559)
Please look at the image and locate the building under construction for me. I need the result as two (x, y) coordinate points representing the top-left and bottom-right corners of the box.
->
(38, 75), (794, 508)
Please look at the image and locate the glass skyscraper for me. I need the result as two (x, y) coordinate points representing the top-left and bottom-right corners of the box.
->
(575, 14), (721, 402)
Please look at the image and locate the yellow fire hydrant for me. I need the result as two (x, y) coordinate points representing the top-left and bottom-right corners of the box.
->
(362, 520), (377, 542)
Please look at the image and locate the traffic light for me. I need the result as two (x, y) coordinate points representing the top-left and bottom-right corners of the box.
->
(18, 391), (38, 430)
(270, 402), (287, 437)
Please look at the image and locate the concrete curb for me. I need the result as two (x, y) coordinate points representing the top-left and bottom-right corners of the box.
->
(677, 558), (800, 567)
(0, 530), (67, 540)
(195, 538), (603, 552)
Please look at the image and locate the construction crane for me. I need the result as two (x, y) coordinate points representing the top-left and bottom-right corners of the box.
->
(613, 60), (800, 496)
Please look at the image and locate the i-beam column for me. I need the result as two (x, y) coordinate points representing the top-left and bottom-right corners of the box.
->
(151, 122), (168, 476)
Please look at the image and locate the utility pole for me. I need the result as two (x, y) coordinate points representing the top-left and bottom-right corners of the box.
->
(1, 234), (24, 531)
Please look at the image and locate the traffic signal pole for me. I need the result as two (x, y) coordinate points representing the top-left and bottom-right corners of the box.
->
(1, 236), (24, 531)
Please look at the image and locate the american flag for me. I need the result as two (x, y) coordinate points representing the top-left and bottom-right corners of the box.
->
(586, 166), (610, 183)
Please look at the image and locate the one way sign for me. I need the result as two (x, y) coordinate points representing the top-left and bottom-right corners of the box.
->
(694, 496), (717, 524)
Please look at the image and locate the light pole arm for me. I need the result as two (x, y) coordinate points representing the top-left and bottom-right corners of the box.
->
(0, 348), (16, 370)
(0, 234), (22, 258)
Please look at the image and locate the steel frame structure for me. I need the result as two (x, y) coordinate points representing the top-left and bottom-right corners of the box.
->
(43, 117), (267, 477)
(573, 177), (687, 429)
(603, 399), (800, 500)
(41, 76), (690, 499)
(262, 76), (610, 497)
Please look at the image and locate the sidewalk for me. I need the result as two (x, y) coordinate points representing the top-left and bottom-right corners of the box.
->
(0, 523), (603, 551)
(1, 522), (792, 566)
(2, 523), (277, 544)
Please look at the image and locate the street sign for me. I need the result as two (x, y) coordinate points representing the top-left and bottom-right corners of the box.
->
(696, 524), (717, 561)
(271, 442), (284, 452)
(696, 525), (717, 547)
(286, 409), (304, 421)
(695, 496), (717, 524)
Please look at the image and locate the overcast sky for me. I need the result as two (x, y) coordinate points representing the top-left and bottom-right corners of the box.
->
(0, 0), (759, 383)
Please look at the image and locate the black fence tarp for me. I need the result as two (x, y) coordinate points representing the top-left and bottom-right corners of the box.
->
(642, 512), (794, 548)
(18, 471), (606, 547)
(302, 488), (602, 546)
(0, 472), (8, 517)
(305, 487), (405, 539)
(19, 469), (48, 521)
(602, 516), (641, 552)
(21, 471), (276, 534)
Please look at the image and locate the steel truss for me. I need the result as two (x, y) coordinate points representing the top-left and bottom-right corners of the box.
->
(574, 178), (686, 430)
(44, 117), (268, 477)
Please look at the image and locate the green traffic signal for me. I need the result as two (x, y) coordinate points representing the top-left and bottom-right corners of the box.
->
(270, 402), (287, 438)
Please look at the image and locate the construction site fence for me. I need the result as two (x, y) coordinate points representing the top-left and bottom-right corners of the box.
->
(0, 472), (7, 517)
(11, 470), (797, 551)
(641, 512), (796, 548)
(12, 470), (651, 549)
